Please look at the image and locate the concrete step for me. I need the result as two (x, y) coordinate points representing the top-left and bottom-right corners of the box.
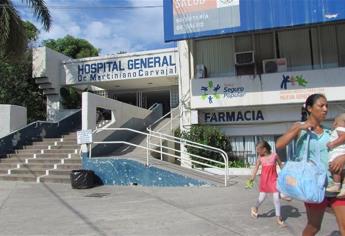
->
(6, 154), (35, 159)
(0, 174), (37, 182)
(62, 134), (77, 139)
(41, 138), (77, 143)
(0, 163), (20, 169)
(56, 163), (82, 170)
(14, 149), (77, 155)
(22, 144), (79, 150)
(63, 158), (81, 164)
(16, 149), (45, 154)
(0, 168), (9, 174)
(23, 145), (51, 150)
(50, 145), (79, 150)
(25, 158), (67, 164)
(26, 158), (80, 164)
(0, 158), (29, 163)
(10, 168), (46, 176)
(37, 153), (79, 158)
(43, 146), (78, 154)
(9, 153), (78, 159)
(39, 175), (70, 184)
(32, 140), (59, 145)
(59, 141), (77, 145)
(20, 163), (56, 169)
(49, 169), (74, 176)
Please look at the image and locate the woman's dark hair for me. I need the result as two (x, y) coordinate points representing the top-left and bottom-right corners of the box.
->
(301, 93), (326, 121)
(256, 140), (272, 154)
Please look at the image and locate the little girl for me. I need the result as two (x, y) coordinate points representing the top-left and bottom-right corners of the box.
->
(249, 140), (285, 226)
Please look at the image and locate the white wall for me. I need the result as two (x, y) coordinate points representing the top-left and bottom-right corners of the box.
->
(191, 67), (345, 109)
(32, 47), (72, 121)
(82, 92), (158, 130)
(0, 105), (27, 138)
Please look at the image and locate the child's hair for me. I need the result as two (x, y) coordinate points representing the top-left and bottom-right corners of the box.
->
(335, 113), (345, 124)
(301, 93), (326, 121)
(256, 140), (272, 154)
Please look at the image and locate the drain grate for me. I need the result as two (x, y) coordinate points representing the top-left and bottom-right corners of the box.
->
(84, 193), (110, 198)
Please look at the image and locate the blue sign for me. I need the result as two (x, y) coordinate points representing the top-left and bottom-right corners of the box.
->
(164, 0), (345, 42)
(204, 110), (264, 123)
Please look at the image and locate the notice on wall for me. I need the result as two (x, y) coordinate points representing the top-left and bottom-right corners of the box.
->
(77, 129), (93, 144)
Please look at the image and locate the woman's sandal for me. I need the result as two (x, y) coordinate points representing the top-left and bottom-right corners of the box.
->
(277, 218), (287, 227)
(251, 207), (258, 218)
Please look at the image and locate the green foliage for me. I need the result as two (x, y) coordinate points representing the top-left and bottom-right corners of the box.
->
(0, 0), (51, 60)
(60, 87), (81, 109)
(0, 54), (45, 122)
(23, 21), (39, 42)
(229, 159), (249, 168)
(43, 35), (100, 108)
(43, 35), (100, 59)
(0, 20), (45, 122)
(174, 127), (181, 138)
(180, 125), (232, 167)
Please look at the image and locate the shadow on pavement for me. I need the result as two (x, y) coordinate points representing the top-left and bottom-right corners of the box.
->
(258, 205), (302, 221)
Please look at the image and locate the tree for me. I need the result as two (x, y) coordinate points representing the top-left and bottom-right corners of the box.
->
(0, 21), (45, 122)
(180, 125), (232, 167)
(43, 35), (100, 59)
(43, 35), (100, 109)
(0, 0), (51, 60)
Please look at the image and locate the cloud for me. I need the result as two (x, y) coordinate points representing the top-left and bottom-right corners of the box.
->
(15, 0), (175, 55)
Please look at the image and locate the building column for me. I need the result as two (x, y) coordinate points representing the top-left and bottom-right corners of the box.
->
(46, 94), (62, 121)
(178, 40), (194, 168)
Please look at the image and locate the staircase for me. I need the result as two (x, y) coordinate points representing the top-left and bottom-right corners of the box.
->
(0, 131), (81, 183)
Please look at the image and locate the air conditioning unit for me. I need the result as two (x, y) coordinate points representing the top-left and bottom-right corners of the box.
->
(234, 51), (254, 65)
(196, 64), (207, 79)
(262, 58), (287, 73)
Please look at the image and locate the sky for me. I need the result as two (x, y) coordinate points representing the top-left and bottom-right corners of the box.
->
(15, 0), (176, 55)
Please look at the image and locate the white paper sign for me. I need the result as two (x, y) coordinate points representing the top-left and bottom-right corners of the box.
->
(77, 129), (93, 144)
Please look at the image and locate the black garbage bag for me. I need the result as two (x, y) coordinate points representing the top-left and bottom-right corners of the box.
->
(70, 169), (95, 189)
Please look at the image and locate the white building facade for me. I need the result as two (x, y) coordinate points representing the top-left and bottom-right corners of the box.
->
(33, 47), (180, 120)
(164, 0), (345, 160)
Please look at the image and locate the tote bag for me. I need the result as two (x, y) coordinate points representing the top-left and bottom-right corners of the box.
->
(277, 132), (327, 203)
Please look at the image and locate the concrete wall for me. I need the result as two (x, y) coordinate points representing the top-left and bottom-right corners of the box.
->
(32, 47), (72, 121)
(0, 105), (27, 138)
(82, 92), (161, 156)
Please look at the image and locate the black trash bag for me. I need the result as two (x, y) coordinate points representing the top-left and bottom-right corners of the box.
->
(70, 169), (95, 189)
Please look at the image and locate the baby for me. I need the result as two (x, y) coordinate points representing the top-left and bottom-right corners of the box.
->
(326, 113), (345, 198)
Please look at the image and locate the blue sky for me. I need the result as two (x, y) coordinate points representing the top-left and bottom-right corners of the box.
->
(15, 0), (176, 55)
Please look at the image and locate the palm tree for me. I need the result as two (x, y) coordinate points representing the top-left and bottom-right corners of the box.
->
(0, 0), (51, 60)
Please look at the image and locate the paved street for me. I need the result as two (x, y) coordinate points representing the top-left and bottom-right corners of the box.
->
(0, 177), (339, 236)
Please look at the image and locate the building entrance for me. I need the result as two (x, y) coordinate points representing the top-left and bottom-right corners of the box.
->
(108, 89), (171, 115)
(143, 90), (170, 115)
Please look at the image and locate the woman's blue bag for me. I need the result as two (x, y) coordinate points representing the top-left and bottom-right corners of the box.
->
(277, 132), (327, 203)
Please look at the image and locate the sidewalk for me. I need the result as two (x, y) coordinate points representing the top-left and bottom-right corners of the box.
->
(0, 177), (339, 236)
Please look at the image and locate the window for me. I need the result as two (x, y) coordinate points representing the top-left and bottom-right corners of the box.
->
(195, 37), (235, 77)
(278, 28), (312, 71)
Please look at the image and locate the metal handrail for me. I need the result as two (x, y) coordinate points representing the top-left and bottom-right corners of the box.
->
(148, 129), (229, 176)
(92, 127), (229, 186)
(148, 103), (159, 110)
(147, 106), (180, 133)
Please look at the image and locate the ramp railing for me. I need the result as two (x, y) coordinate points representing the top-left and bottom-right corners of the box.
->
(92, 127), (229, 186)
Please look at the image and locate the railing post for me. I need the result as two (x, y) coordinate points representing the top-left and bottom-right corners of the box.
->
(170, 109), (173, 132)
(89, 143), (92, 159)
(146, 131), (150, 166)
(224, 154), (228, 187)
(160, 133), (163, 160)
